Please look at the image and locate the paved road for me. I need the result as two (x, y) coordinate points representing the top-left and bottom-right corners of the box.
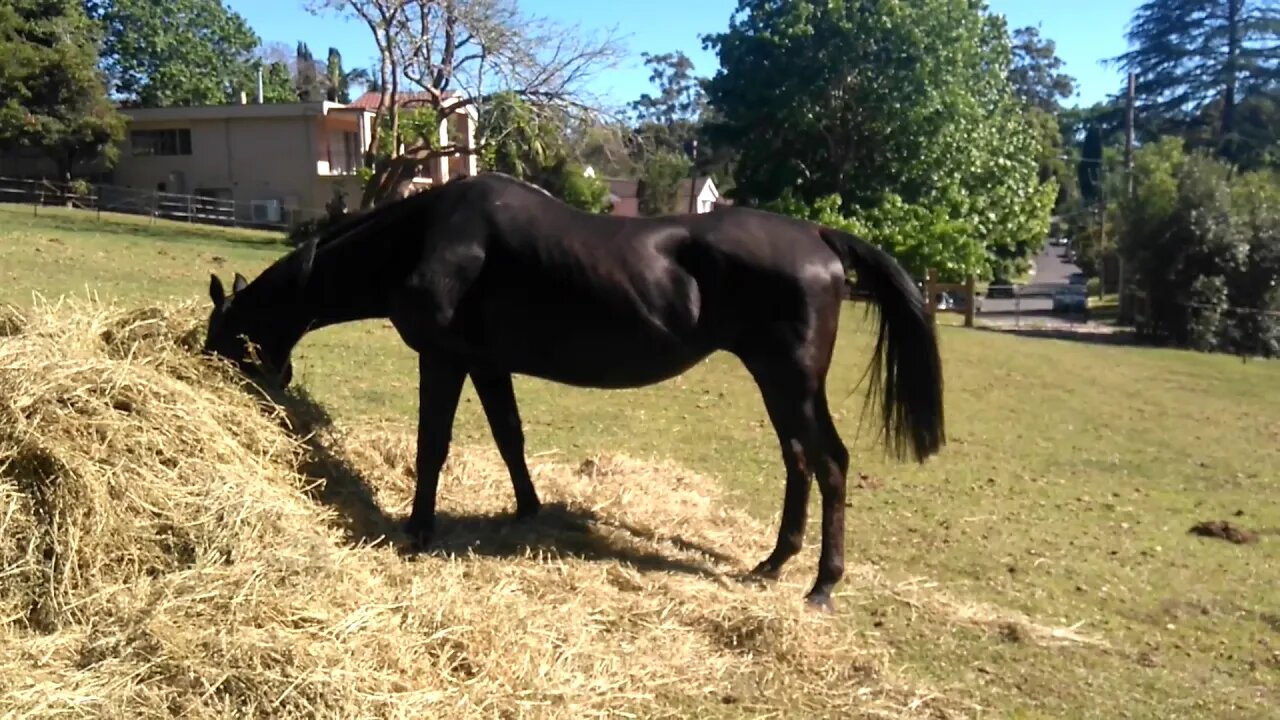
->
(977, 243), (1087, 325)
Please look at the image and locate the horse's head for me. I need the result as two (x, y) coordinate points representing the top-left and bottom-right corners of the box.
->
(203, 271), (295, 389)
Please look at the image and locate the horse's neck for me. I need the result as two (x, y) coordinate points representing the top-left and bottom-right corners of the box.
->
(269, 235), (401, 357)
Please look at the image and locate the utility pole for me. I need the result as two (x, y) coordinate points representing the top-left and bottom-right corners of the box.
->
(1119, 72), (1136, 322)
(686, 139), (699, 215)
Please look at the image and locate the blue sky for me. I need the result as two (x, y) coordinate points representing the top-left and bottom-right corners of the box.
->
(226, 0), (1141, 109)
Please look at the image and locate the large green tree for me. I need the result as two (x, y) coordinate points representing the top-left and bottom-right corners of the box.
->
(0, 0), (125, 177)
(1110, 0), (1280, 157)
(702, 0), (1055, 279)
(86, 0), (260, 107)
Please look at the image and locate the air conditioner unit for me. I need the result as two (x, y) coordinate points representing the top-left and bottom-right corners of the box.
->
(250, 199), (282, 223)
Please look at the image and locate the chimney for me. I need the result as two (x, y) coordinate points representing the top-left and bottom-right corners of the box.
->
(239, 91), (247, 105)
(256, 66), (264, 104)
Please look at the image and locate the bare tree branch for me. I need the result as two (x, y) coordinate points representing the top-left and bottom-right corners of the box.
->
(307, 0), (627, 206)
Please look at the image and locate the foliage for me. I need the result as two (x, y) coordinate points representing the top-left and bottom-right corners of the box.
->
(1109, 0), (1280, 159)
(294, 42), (324, 102)
(86, 0), (261, 107)
(1005, 26), (1078, 212)
(0, 0), (125, 177)
(574, 121), (640, 179)
(540, 160), (611, 213)
(1008, 25), (1076, 113)
(1078, 124), (1106, 206)
(704, 0), (1056, 280)
(325, 47), (350, 102)
(476, 92), (609, 213)
(636, 150), (692, 216)
(628, 51), (704, 158)
(258, 61), (295, 103)
(626, 50), (736, 206)
(477, 92), (563, 179)
(1119, 136), (1280, 355)
(1180, 86), (1280, 171)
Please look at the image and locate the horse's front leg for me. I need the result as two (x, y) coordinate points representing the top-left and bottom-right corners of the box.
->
(405, 351), (467, 548)
(470, 368), (541, 519)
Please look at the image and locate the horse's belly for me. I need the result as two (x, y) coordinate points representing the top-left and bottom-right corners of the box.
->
(468, 294), (712, 388)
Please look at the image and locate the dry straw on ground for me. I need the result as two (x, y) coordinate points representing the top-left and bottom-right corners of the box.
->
(0, 297), (1098, 719)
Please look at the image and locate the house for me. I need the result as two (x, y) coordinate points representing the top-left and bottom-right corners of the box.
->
(672, 176), (723, 214)
(345, 91), (479, 183)
(2, 92), (479, 226)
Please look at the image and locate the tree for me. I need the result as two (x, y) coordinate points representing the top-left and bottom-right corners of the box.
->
(305, 0), (625, 208)
(1118, 136), (1280, 354)
(1008, 25), (1076, 112)
(1006, 27), (1078, 211)
(1110, 0), (1280, 158)
(702, 0), (1055, 280)
(636, 150), (691, 215)
(325, 47), (351, 102)
(627, 50), (736, 194)
(1078, 124), (1105, 206)
(258, 60), (296, 103)
(0, 0), (125, 178)
(628, 51), (704, 155)
(476, 91), (610, 212)
(294, 42), (324, 102)
(86, 0), (261, 107)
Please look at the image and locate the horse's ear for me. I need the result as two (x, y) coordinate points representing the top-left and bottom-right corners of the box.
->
(209, 273), (226, 307)
(232, 272), (248, 294)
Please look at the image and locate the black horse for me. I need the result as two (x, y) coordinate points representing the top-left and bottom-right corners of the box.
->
(203, 172), (945, 610)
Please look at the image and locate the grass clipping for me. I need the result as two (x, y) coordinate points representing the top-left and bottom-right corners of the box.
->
(0, 298), (965, 719)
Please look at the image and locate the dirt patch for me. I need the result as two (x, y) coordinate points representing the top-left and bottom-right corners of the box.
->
(1188, 520), (1258, 545)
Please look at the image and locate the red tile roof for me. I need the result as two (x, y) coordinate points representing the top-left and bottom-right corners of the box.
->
(347, 90), (460, 109)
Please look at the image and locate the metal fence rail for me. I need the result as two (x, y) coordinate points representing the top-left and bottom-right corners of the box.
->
(0, 176), (327, 232)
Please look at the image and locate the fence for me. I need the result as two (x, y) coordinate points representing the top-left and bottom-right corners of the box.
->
(1126, 288), (1279, 358)
(0, 176), (329, 232)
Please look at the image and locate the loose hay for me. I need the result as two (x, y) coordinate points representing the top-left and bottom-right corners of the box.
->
(0, 297), (1088, 719)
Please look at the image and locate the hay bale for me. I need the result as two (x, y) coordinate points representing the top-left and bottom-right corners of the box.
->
(0, 297), (960, 719)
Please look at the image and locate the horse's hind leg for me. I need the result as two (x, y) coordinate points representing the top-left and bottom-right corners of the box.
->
(406, 352), (468, 547)
(746, 365), (814, 580)
(743, 355), (848, 610)
(470, 369), (541, 519)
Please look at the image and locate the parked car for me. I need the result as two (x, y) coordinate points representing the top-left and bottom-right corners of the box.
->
(1067, 272), (1087, 286)
(1052, 286), (1088, 313)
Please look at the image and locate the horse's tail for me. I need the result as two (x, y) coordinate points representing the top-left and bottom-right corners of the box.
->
(818, 227), (945, 463)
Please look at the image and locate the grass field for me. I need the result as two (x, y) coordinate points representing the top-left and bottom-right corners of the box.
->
(3, 202), (1279, 718)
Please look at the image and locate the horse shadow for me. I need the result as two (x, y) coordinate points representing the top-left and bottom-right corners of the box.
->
(249, 382), (745, 584)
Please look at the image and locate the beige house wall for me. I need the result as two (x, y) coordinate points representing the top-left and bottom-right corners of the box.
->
(4, 98), (481, 224)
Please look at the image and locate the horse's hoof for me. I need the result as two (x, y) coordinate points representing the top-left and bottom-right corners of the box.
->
(403, 517), (433, 550)
(804, 592), (835, 613)
(514, 501), (541, 521)
(749, 561), (782, 581)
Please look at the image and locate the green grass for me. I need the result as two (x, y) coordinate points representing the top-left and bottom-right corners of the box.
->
(3, 203), (1279, 718)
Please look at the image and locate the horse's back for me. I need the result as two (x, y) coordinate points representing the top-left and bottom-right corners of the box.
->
(420, 176), (847, 384)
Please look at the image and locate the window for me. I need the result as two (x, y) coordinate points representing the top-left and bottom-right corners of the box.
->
(130, 128), (192, 156)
